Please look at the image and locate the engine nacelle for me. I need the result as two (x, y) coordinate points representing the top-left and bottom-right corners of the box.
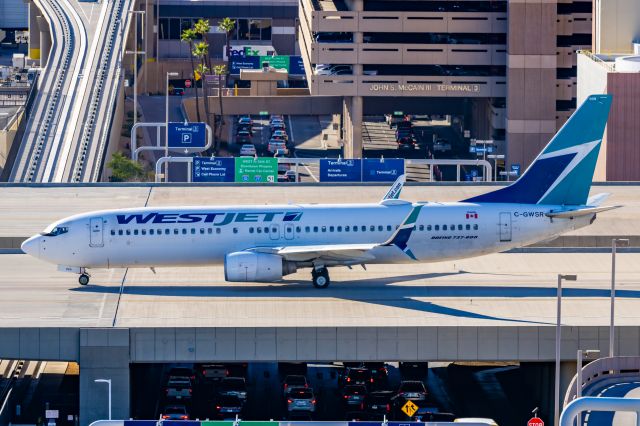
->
(224, 251), (297, 282)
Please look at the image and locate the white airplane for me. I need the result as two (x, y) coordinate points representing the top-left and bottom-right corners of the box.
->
(22, 95), (619, 288)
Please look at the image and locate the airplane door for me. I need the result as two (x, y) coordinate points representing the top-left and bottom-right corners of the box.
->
(284, 223), (294, 240)
(90, 217), (104, 247)
(499, 212), (512, 242)
(269, 224), (280, 240)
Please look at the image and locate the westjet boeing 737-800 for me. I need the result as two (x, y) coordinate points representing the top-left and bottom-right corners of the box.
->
(21, 95), (620, 288)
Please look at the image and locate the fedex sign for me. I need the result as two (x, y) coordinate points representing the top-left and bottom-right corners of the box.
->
(223, 45), (275, 60)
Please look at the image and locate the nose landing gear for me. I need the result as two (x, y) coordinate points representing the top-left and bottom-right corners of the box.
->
(311, 267), (330, 288)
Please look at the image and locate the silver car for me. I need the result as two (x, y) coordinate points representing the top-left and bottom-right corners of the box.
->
(286, 387), (316, 413)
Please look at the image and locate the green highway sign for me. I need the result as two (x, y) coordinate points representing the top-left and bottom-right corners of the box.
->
(259, 111), (269, 116)
(235, 157), (277, 183)
(260, 55), (290, 72)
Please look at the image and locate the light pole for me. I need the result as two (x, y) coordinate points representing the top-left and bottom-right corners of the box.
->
(94, 379), (112, 420)
(165, 71), (179, 182)
(555, 273), (577, 426)
(576, 349), (600, 426)
(126, 10), (146, 125)
(610, 238), (629, 357)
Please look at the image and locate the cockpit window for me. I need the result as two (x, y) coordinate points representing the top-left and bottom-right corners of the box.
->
(40, 226), (69, 237)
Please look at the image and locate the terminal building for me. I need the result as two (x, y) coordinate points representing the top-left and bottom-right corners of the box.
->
(298, 0), (593, 165)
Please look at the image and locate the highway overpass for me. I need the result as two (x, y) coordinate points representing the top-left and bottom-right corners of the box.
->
(0, 183), (639, 424)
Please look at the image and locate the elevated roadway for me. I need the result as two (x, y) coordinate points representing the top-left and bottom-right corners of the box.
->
(9, 0), (132, 183)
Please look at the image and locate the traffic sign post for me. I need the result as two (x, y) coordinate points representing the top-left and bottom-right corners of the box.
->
(185, 79), (192, 88)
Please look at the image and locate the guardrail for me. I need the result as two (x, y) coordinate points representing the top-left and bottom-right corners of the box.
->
(89, 420), (490, 426)
(564, 356), (640, 407)
(560, 397), (640, 426)
(577, 50), (616, 72)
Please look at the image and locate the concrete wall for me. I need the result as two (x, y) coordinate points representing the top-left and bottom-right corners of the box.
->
(594, 0), (640, 54)
(188, 94), (342, 116)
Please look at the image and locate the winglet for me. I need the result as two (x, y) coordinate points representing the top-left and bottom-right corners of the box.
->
(382, 204), (423, 260)
(381, 174), (406, 202)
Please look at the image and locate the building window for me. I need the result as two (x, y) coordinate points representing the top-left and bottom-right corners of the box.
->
(235, 18), (272, 41)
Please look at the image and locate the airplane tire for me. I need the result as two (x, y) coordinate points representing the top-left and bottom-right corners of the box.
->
(312, 268), (330, 289)
(78, 274), (90, 286)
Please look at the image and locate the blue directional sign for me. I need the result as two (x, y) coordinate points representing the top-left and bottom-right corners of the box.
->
(289, 55), (306, 75)
(229, 55), (261, 75)
(168, 122), (207, 149)
(192, 157), (235, 182)
(319, 159), (362, 182)
(363, 158), (404, 182)
(511, 163), (521, 176)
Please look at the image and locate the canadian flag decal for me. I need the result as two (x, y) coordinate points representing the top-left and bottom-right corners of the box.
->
(466, 211), (478, 219)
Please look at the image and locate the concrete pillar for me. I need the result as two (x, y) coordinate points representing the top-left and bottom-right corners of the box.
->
(28, 1), (41, 61)
(79, 329), (130, 425)
(560, 360), (577, 410)
(37, 16), (51, 67)
(505, 0), (558, 170)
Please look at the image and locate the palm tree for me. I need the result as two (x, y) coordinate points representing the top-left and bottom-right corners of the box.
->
(213, 64), (227, 144)
(218, 18), (236, 61)
(193, 19), (212, 69)
(192, 41), (212, 142)
(180, 27), (200, 122)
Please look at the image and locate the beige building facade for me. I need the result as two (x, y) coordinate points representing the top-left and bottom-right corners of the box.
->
(299, 0), (593, 169)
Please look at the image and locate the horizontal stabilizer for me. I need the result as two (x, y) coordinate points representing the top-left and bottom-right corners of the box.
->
(545, 205), (621, 219)
(587, 193), (610, 207)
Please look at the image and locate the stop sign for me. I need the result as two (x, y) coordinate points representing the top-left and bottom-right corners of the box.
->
(185, 79), (192, 88)
(528, 417), (544, 426)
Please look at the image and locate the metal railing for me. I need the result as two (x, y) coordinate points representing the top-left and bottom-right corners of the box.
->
(564, 356), (640, 407)
(577, 50), (616, 72)
(561, 397), (640, 426)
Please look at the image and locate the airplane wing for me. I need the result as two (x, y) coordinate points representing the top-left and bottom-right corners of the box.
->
(545, 205), (621, 218)
(247, 204), (424, 264)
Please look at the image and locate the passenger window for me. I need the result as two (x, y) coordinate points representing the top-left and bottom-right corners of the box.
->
(466, 224), (470, 230)
(378, 225), (383, 232)
(256, 227), (262, 234)
(305, 226), (310, 232)
(435, 225), (440, 231)
(387, 225), (392, 231)
(141, 229), (147, 235)
(200, 228), (205, 234)
(321, 226), (326, 232)
(173, 229), (178, 235)
(207, 228), (212, 234)
(427, 225), (432, 231)
(150, 229), (155, 235)
(458, 225), (463, 231)
(337, 226), (342, 232)
(271, 226), (277, 233)
(450, 224), (455, 230)
(133, 229), (139, 235)
(110, 230), (115, 236)
(126, 229), (131, 235)
(362, 226), (366, 232)
(418, 225), (424, 231)
(313, 226), (318, 232)
(118, 229), (123, 236)
(182, 229), (187, 235)
(473, 224), (478, 230)
(296, 226), (301, 233)
(249, 227), (254, 234)
(369, 225), (375, 232)
(345, 226), (350, 231)
(353, 226), (358, 232)
(233, 228), (238, 234)
(329, 226), (334, 232)
(264, 227), (269, 233)
(443, 225), (447, 231)
(165, 229), (170, 235)
(216, 228), (221, 234)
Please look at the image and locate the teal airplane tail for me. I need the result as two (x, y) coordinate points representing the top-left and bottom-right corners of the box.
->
(465, 94), (612, 205)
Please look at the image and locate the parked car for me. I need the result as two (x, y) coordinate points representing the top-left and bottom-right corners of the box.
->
(278, 170), (297, 182)
(161, 404), (189, 420)
(238, 115), (253, 126)
(165, 377), (192, 400)
(397, 380), (427, 401)
(364, 390), (394, 417)
(364, 362), (388, 381)
(283, 375), (308, 395)
(286, 387), (317, 413)
(215, 395), (244, 419)
(240, 144), (257, 156)
(342, 385), (367, 408)
(236, 130), (252, 144)
(271, 129), (288, 141)
(237, 123), (253, 135)
(433, 138), (452, 152)
(271, 121), (286, 132)
(170, 87), (184, 96)
(385, 112), (406, 128)
(268, 140), (289, 156)
(270, 114), (284, 123)
(314, 65), (353, 76)
(168, 367), (195, 381)
(343, 367), (373, 387)
(199, 364), (228, 381)
(314, 32), (353, 43)
(218, 377), (247, 400)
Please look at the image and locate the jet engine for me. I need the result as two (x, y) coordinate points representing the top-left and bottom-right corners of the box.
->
(224, 251), (297, 282)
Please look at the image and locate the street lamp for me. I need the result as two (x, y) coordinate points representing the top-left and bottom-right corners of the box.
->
(125, 10), (146, 126)
(555, 273), (577, 426)
(94, 379), (112, 420)
(165, 71), (180, 182)
(610, 238), (629, 357)
(576, 349), (600, 425)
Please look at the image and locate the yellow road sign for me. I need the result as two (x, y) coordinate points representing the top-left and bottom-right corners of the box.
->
(401, 399), (418, 417)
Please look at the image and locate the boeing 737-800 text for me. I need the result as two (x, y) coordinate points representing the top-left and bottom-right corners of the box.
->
(21, 95), (619, 288)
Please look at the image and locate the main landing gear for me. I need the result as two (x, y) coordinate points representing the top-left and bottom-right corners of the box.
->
(311, 266), (330, 289)
(78, 272), (91, 286)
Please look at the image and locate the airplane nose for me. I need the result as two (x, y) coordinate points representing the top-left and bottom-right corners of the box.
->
(21, 236), (40, 258)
